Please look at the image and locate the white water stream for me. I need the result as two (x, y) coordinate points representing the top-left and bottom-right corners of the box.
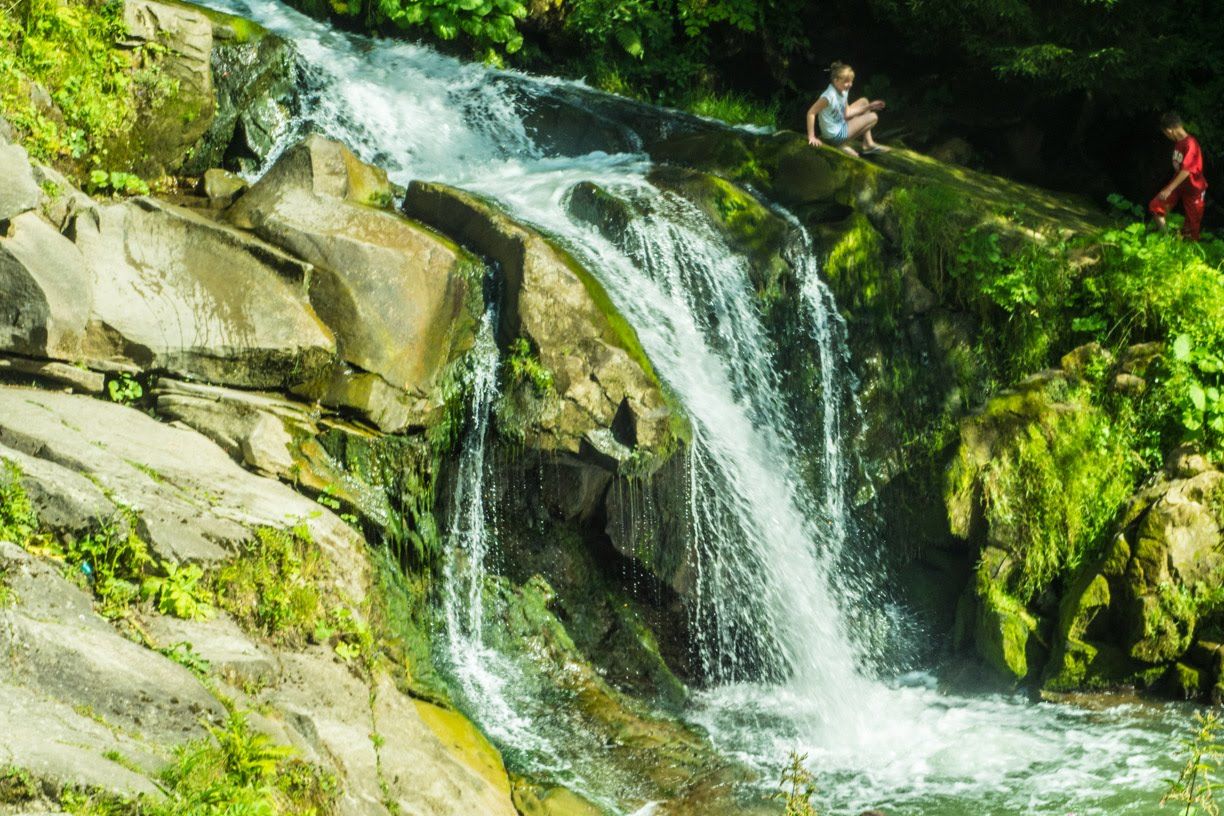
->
(196, 2), (1187, 812)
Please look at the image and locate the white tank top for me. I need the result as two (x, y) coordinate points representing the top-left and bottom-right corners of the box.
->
(818, 83), (848, 139)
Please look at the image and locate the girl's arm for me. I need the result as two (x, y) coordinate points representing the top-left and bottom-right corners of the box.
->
(807, 99), (828, 146)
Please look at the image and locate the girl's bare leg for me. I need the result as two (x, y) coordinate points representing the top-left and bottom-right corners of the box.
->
(846, 111), (878, 143)
(846, 97), (872, 118)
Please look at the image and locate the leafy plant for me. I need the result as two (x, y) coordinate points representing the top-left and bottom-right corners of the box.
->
(58, 519), (155, 617)
(142, 562), (214, 620)
(0, 458), (39, 548)
(0, 765), (38, 803)
(213, 524), (325, 646)
(770, 751), (821, 816)
(159, 641), (212, 678)
(153, 709), (337, 815)
(505, 336), (553, 395)
(1170, 334), (1224, 439)
(1164, 710), (1224, 816)
(87, 170), (150, 197)
(105, 372), (143, 404)
(315, 484), (360, 527)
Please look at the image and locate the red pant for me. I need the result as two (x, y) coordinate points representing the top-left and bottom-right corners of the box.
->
(1150, 184), (1206, 240)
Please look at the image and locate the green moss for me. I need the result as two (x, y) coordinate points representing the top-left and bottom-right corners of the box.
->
(821, 212), (890, 319)
(974, 559), (1040, 681)
(168, 0), (269, 44)
(368, 545), (450, 704)
(1167, 661), (1204, 699)
(949, 381), (1138, 603)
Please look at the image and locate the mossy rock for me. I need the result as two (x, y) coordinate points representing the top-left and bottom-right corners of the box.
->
(1163, 662), (1204, 700)
(481, 575), (757, 813)
(414, 699), (513, 799)
(1041, 637), (1151, 693)
(511, 777), (606, 816)
(814, 211), (892, 322)
(646, 166), (792, 297)
(971, 550), (1042, 682)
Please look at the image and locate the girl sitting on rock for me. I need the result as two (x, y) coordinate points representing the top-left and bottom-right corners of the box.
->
(806, 61), (889, 157)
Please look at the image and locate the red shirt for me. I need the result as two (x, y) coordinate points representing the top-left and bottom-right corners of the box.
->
(1173, 135), (1207, 193)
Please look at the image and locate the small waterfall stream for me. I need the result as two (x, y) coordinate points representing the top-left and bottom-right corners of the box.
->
(194, 1), (1185, 812)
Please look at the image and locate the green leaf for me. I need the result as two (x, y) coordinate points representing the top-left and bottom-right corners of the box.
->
(1174, 334), (1193, 361)
(1189, 383), (1207, 412)
(614, 25), (644, 58)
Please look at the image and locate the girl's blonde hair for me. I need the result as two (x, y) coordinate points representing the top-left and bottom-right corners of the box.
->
(829, 61), (854, 79)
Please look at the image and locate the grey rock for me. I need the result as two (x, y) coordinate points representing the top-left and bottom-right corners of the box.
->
(404, 181), (676, 455)
(202, 168), (249, 207)
(0, 680), (163, 799)
(0, 211), (92, 361)
(272, 652), (517, 816)
(0, 442), (117, 537)
(142, 613), (278, 686)
(0, 388), (368, 600)
(231, 136), (479, 432)
(120, 0), (215, 177)
(0, 142), (41, 222)
(31, 164), (96, 234)
(0, 542), (226, 744)
(74, 197), (335, 389)
(0, 355), (105, 394)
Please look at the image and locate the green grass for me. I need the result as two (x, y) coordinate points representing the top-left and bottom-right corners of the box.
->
(680, 90), (779, 129)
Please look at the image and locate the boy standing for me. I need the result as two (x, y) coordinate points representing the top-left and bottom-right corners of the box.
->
(1150, 112), (1207, 240)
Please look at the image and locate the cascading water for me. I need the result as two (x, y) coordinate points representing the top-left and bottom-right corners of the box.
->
(437, 314), (547, 754)
(194, 1), (1187, 811)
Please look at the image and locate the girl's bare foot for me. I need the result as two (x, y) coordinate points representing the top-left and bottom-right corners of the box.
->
(840, 144), (859, 157)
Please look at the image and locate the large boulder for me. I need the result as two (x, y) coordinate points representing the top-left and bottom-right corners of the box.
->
(0, 212), (92, 361)
(179, 6), (297, 175)
(0, 543), (227, 746)
(72, 196), (335, 387)
(402, 181), (682, 459)
(114, 0), (216, 177)
(0, 137), (41, 221)
(482, 575), (772, 816)
(229, 135), (481, 432)
(1043, 458), (1224, 692)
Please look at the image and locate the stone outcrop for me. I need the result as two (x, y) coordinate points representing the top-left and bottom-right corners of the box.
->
(180, 5), (298, 175)
(0, 388), (361, 569)
(403, 180), (682, 460)
(1043, 455), (1224, 695)
(230, 136), (482, 432)
(77, 196), (335, 387)
(0, 388), (519, 816)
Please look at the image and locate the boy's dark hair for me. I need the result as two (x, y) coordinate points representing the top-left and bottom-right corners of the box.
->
(1160, 112), (1184, 130)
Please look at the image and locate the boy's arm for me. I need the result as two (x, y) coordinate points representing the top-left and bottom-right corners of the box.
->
(1160, 169), (1190, 200)
(807, 99), (827, 146)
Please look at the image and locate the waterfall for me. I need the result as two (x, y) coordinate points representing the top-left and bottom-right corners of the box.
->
(189, 1), (1183, 811)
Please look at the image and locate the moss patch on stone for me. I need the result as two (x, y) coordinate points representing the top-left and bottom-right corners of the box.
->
(414, 698), (512, 799)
